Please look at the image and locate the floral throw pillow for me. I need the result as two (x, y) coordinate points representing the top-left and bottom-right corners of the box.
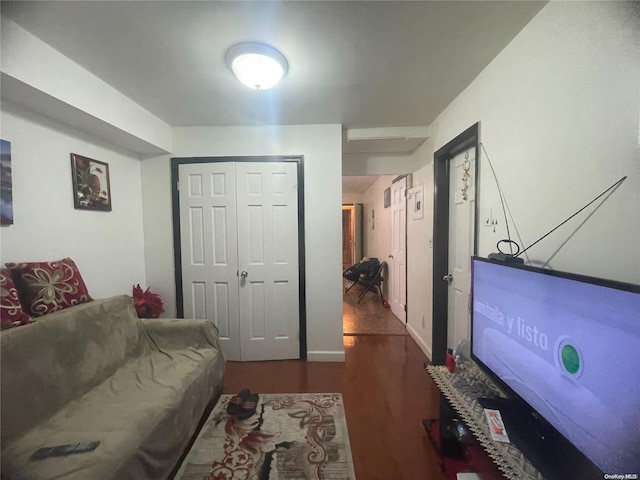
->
(6, 258), (93, 317)
(0, 268), (32, 330)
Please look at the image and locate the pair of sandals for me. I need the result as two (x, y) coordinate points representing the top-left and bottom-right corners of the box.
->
(227, 388), (259, 420)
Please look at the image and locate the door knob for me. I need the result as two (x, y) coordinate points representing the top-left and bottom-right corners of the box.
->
(443, 274), (453, 283)
(240, 271), (249, 278)
(388, 255), (394, 259)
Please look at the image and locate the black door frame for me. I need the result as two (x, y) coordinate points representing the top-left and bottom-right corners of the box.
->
(171, 155), (307, 360)
(431, 123), (480, 364)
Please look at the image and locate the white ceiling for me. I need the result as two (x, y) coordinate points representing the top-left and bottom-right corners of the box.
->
(1, 0), (546, 130)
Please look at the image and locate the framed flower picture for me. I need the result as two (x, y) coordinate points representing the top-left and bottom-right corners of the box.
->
(70, 153), (112, 211)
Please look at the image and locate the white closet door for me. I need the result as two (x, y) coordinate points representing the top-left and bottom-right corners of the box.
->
(235, 162), (300, 361)
(179, 162), (241, 360)
(179, 161), (300, 361)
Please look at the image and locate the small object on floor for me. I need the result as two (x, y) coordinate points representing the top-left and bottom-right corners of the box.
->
(30, 441), (100, 461)
(238, 392), (260, 420)
(383, 300), (390, 308)
(227, 388), (251, 415)
(457, 473), (482, 480)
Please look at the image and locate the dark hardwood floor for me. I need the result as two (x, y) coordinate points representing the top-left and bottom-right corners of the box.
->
(223, 336), (447, 480)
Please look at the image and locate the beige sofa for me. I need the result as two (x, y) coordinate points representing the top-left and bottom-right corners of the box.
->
(0, 295), (225, 480)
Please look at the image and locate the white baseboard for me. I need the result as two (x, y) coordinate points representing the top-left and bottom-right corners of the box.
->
(306, 350), (345, 362)
(407, 324), (432, 361)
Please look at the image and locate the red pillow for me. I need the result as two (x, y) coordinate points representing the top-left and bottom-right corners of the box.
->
(1, 268), (32, 330)
(6, 258), (93, 317)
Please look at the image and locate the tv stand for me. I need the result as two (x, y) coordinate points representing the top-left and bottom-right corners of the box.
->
(424, 361), (545, 480)
(476, 396), (554, 477)
(474, 396), (604, 480)
(425, 362), (609, 480)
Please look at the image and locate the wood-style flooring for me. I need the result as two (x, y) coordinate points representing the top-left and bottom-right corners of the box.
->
(342, 283), (409, 336)
(222, 290), (447, 480)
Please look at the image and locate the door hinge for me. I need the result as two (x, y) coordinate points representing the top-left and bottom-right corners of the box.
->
(404, 304), (407, 312)
(176, 181), (180, 191)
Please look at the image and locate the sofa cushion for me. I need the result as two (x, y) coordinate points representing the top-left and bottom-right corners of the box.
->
(0, 296), (143, 447)
(0, 333), (225, 480)
(0, 268), (31, 330)
(6, 258), (92, 317)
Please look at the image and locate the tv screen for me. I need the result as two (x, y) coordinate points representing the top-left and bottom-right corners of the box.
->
(471, 257), (640, 477)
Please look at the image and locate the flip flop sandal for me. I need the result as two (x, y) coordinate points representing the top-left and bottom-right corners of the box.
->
(227, 388), (251, 415)
(238, 393), (260, 420)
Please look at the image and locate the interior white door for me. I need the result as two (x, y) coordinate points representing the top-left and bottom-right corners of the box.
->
(179, 161), (300, 361)
(179, 162), (241, 360)
(390, 177), (407, 321)
(235, 162), (300, 361)
(447, 147), (475, 351)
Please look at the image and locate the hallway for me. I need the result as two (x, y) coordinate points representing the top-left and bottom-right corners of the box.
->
(342, 280), (408, 336)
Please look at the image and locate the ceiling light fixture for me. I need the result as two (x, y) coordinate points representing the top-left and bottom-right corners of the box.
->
(225, 42), (288, 90)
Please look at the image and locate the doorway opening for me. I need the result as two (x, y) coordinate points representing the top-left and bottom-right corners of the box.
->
(340, 192), (406, 337)
(342, 204), (363, 271)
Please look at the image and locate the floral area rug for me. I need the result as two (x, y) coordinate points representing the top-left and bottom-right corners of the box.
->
(175, 393), (356, 480)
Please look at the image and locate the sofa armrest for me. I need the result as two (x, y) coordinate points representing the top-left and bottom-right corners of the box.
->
(140, 318), (223, 353)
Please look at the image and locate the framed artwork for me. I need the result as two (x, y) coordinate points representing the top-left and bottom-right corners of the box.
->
(412, 183), (424, 220)
(1, 139), (13, 225)
(70, 153), (112, 211)
(384, 187), (391, 208)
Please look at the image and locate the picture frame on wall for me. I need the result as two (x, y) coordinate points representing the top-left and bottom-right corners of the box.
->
(70, 153), (112, 211)
(1, 139), (14, 225)
(384, 187), (391, 208)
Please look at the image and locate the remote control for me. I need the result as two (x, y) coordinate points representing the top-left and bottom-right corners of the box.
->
(30, 441), (100, 461)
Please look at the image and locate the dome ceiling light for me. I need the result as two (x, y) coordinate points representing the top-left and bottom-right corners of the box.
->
(225, 42), (288, 90)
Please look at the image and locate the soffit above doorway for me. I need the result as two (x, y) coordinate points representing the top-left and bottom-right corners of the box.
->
(343, 126), (429, 155)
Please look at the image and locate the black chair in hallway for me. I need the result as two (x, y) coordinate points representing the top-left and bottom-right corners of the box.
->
(343, 259), (386, 304)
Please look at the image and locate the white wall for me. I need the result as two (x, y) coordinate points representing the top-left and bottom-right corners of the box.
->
(406, 140), (435, 358)
(0, 102), (147, 298)
(341, 193), (362, 205)
(141, 124), (345, 361)
(407, 1), (640, 359)
(342, 152), (422, 176)
(360, 176), (395, 262)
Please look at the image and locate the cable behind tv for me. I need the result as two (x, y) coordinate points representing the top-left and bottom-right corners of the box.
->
(479, 143), (626, 264)
(479, 143), (527, 261)
(517, 175), (627, 258)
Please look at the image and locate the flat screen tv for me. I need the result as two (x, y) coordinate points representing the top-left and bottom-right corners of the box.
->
(471, 256), (640, 479)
